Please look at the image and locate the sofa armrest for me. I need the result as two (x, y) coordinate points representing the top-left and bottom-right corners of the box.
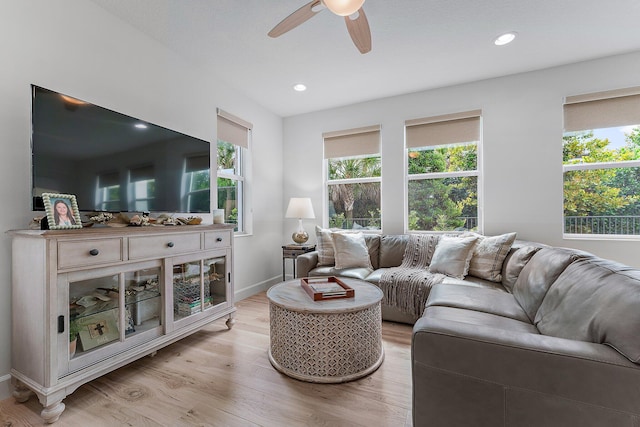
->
(412, 316), (640, 426)
(295, 251), (319, 278)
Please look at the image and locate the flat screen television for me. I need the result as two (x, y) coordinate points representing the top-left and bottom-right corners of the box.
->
(31, 85), (211, 214)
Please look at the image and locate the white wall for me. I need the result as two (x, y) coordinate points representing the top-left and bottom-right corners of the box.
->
(283, 51), (640, 267)
(0, 0), (284, 399)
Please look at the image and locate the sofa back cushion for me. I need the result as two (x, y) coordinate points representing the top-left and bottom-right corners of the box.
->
(501, 243), (545, 292)
(364, 234), (381, 269)
(535, 257), (640, 364)
(379, 234), (409, 267)
(512, 247), (583, 321)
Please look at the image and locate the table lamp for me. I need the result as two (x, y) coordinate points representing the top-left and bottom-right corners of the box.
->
(285, 197), (315, 244)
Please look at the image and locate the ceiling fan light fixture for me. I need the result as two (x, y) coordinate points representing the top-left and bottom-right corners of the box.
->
(322, 0), (365, 16)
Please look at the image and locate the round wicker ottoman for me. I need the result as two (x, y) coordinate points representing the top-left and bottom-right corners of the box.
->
(267, 278), (384, 383)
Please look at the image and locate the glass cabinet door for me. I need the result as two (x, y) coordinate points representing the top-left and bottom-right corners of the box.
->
(68, 266), (161, 360)
(124, 268), (162, 336)
(173, 256), (227, 321)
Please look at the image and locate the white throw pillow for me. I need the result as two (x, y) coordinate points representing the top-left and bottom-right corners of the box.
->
(467, 232), (517, 282)
(316, 226), (336, 266)
(331, 232), (373, 270)
(428, 235), (479, 279)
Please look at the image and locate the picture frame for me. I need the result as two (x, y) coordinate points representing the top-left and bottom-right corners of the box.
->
(75, 308), (120, 351)
(42, 193), (82, 230)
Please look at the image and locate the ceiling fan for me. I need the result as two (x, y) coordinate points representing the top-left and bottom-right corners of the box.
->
(268, 0), (372, 54)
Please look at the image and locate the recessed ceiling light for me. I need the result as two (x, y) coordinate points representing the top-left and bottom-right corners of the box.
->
(134, 123), (148, 129)
(293, 83), (307, 92)
(494, 32), (517, 46)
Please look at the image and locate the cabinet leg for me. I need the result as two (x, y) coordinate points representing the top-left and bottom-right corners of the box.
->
(41, 401), (65, 424)
(226, 313), (236, 330)
(12, 380), (32, 403)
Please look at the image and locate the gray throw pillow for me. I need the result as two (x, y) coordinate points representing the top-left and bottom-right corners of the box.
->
(428, 235), (479, 279)
(331, 232), (373, 270)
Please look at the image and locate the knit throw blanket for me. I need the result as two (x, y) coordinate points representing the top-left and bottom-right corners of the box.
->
(379, 234), (445, 317)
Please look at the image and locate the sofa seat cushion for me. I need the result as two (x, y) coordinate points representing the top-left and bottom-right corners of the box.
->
(535, 257), (640, 364)
(308, 266), (371, 281)
(442, 275), (507, 292)
(422, 306), (540, 335)
(426, 284), (530, 323)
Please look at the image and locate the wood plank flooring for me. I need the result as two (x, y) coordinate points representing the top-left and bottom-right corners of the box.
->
(0, 292), (413, 426)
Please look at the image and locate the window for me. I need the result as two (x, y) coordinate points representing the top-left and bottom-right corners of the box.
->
(183, 154), (210, 212)
(97, 171), (120, 211)
(323, 125), (381, 230)
(563, 87), (640, 236)
(129, 165), (155, 211)
(405, 110), (481, 232)
(217, 109), (252, 233)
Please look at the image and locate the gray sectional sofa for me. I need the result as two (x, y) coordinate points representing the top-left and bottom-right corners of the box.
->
(296, 232), (640, 427)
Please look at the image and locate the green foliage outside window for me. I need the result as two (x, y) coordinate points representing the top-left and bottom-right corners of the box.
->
(328, 156), (381, 229)
(407, 143), (477, 231)
(563, 128), (640, 219)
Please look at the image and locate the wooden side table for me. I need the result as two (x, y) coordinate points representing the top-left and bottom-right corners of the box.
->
(281, 244), (315, 280)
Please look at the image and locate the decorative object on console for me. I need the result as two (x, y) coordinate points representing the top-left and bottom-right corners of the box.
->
(42, 193), (82, 230)
(285, 197), (316, 244)
(213, 209), (225, 224)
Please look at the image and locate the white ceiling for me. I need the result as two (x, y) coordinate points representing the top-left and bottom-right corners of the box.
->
(90, 0), (640, 117)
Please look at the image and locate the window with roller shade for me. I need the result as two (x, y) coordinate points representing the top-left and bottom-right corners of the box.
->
(217, 108), (252, 233)
(323, 125), (381, 230)
(129, 164), (155, 211)
(563, 87), (640, 236)
(405, 110), (481, 232)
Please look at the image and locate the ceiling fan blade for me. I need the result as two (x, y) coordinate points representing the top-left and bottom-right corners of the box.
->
(268, 1), (324, 38)
(345, 7), (371, 54)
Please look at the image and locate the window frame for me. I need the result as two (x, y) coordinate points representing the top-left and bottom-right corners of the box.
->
(562, 87), (640, 239)
(404, 110), (482, 234)
(323, 125), (382, 231)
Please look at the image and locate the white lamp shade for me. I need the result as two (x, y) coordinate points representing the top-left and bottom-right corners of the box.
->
(323, 0), (365, 16)
(285, 198), (315, 219)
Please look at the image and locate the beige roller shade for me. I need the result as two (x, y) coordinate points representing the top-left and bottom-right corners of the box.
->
(564, 87), (640, 132)
(323, 125), (380, 159)
(405, 110), (481, 149)
(217, 108), (252, 148)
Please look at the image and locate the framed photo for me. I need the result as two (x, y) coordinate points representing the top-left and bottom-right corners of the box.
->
(42, 193), (82, 230)
(76, 308), (120, 351)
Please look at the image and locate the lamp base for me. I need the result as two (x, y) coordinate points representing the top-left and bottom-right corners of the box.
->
(291, 230), (309, 244)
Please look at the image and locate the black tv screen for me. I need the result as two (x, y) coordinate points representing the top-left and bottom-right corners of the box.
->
(31, 85), (211, 214)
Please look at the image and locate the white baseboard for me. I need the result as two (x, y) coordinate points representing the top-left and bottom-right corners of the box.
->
(0, 373), (11, 401)
(234, 276), (282, 301)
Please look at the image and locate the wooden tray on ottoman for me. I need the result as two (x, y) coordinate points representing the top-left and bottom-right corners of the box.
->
(300, 276), (355, 301)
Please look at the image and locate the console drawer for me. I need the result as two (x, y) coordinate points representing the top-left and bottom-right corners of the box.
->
(128, 233), (201, 259)
(58, 238), (124, 269)
(204, 231), (231, 249)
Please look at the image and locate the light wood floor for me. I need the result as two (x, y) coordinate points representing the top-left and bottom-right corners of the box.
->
(0, 292), (414, 427)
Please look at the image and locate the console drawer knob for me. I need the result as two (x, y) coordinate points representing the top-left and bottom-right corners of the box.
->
(167, 242), (175, 248)
(89, 249), (99, 256)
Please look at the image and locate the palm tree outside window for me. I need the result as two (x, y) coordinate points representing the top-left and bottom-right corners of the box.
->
(324, 125), (381, 230)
